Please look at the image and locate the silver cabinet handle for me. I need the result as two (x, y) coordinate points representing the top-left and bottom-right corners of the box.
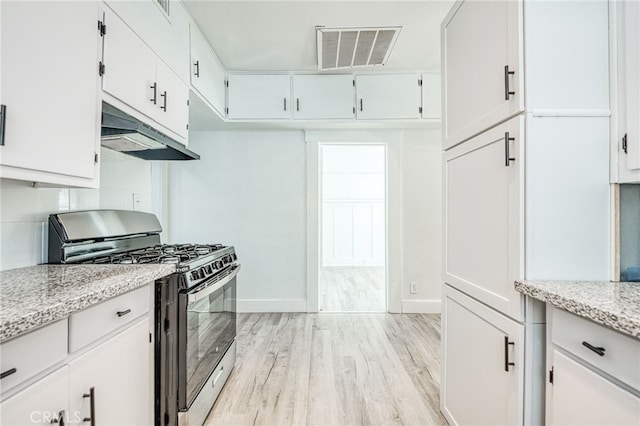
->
(0, 104), (6, 146)
(0, 367), (16, 379)
(116, 309), (131, 317)
(194, 60), (200, 77)
(504, 336), (515, 371)
(150, 83), (157, 104)
(360, 98), (363, 111)
(160, 91), (167, 111)
(283, 98), (287, 111)
(504, 132), (515, 167)
(296, 98), (300, 111)
(504, 65), (515, 100)
(83, 387), (96, 426)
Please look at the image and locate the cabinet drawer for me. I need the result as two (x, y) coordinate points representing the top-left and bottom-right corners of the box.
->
(0, 320), (68, 395)
(551, 307), (640, 391)
(69, 286), (149, 353)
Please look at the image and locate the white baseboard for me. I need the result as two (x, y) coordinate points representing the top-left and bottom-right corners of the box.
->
(401, 299), (442, 314)
(237, 299), (307, 313)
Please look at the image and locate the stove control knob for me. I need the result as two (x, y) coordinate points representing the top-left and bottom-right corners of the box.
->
(231, 253), (237, 261)
(191, 271), (199, 280)
(215, 261), (223, 269)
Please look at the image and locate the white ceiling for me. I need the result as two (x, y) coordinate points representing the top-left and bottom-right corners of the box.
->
(182, 1), (455, 72)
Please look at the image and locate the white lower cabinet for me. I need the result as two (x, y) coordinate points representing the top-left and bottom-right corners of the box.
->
(548, 350), (640, 426)
(69, 318), (151, 426)
(0, 286), (153, 426)
(0, 367), (69, 425)
(547, 307), (640, 425)
(441, 285), (524, 426)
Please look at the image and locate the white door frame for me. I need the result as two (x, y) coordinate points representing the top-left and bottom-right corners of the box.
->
(305, 130), (402, 313)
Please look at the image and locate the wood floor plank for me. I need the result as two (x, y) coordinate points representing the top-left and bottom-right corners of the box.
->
(205, 313), (448, 426)
(319, 267), (386, 312)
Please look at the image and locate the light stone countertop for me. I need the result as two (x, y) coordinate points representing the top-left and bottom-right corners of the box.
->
(0, 264), (175, 343)
(515, 280), (640, 340)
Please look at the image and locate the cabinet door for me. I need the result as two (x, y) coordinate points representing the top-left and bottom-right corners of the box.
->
(68, 319), (151, 426)
(102, 7), (157, 119)
(292, 75), (354, 119)
(618, 0), (640, 182)
(355, 74), (421, 119)
(441, 285), (524, 426)
(156, 61), (189, 140)
(442, 0), (523, 149)
(0, 1), (100, 183)
(190, 25), (226, 116)
(0, 367), (69, 425)
(443, 115), (523, 320)
(549, 350), (640, 425)
(227, 75), (291, 119)
(421, 73), (441, 120)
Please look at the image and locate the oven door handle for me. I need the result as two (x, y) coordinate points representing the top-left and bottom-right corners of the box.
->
(187, 264), (241, 303)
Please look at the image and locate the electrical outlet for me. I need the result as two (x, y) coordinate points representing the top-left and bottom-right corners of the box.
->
(132, 193), (142, 211)
(410, 281), (418, 294)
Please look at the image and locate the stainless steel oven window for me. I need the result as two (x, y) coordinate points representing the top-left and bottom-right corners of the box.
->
(181, 276), (236, 407)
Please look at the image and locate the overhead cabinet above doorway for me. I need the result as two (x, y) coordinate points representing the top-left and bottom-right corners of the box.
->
(224, 73), (433, 122)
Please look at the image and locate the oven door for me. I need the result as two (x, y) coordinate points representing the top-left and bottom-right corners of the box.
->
(177, 264), (239, 410)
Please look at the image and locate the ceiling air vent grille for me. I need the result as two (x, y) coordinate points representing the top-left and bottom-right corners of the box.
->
(317, 26), (402, 71)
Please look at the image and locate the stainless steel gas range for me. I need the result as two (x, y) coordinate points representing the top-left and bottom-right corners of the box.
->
(48, 210), (238, 426)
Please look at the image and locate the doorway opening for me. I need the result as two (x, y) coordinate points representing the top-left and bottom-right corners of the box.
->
(319, 144), (386, 312)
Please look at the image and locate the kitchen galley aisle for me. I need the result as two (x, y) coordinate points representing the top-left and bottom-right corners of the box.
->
(205, 313), (447, 425)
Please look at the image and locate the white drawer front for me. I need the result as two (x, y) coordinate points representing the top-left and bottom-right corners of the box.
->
(0, 320), (68, 396)
(552, 307), (640, 392)
(69, 286), (149, 353)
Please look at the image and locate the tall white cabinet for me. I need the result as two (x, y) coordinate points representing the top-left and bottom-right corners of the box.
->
(440, 1), (611, 425)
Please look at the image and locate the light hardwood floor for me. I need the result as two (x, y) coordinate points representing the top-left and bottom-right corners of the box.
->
(319, 267), (385, 312)
(204, 313), (448, 426)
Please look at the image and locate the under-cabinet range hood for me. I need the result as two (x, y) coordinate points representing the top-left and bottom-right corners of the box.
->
(101, 102), (199, 161)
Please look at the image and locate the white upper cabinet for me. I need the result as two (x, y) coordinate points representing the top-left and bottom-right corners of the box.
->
(443, 115), (523, 320)
(421, 73), (441, 120)
(104, 0), (190, 82)
(292, 75), (354, 120)
(617, 0), (640, 182)
(355, 74), (422, 119)
(190, 25), (226, 116)
(442, 0), (523, 149)
(102, 7), (157, 119)
(156, 60), (189, 139)
(227, 75), (292, 119)
(102, 6), (188, 141)
(0, 1), (101, 188)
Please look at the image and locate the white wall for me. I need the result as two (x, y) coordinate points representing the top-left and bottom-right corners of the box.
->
(400, 129), (442, 313)
(167, 130), (308, 312)
(0, 148), (153, 270)
(167, 128), (442, 313)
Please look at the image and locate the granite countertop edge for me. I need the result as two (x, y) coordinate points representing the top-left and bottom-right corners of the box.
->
(515, 280), (640, 340)
(0, 265), (175, 343)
